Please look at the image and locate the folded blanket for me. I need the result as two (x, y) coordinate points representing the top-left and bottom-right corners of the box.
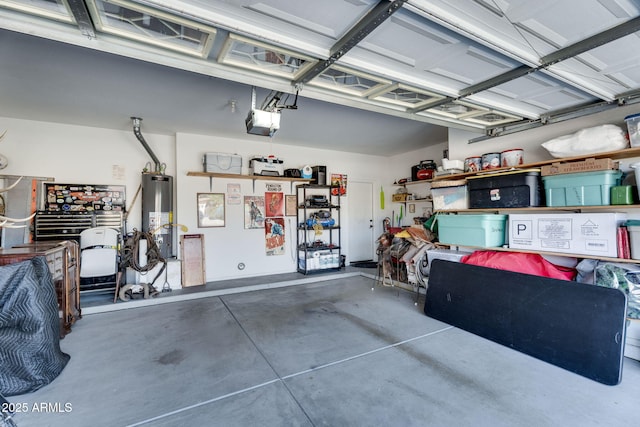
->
(0, 256), (69, 396)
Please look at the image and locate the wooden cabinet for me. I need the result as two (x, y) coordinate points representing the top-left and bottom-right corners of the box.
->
(0, 241), (81, 338)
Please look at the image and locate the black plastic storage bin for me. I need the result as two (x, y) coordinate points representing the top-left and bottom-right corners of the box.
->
(467, 168), (543, 208)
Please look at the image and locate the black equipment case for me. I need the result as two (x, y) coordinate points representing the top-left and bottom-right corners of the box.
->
(467, 168), (543, 208)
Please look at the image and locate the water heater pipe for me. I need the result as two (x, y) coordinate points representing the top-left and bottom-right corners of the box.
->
(131, 117), (162, 173)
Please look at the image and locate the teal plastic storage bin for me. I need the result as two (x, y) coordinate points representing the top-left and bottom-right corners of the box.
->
(436, 214), (507, 247)
(542, 170), (622, 206)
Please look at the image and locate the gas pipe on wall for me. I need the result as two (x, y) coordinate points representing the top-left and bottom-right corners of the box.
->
(131, 117), (174, 259)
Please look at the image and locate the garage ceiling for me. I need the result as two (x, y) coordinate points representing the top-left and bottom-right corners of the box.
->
(2, 0), (640, 151)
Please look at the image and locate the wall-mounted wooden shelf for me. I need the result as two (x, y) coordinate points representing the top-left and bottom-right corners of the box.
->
(435, 204), (640, 214)
(187, 171), (312, 192)
(430, 146), (640, 182)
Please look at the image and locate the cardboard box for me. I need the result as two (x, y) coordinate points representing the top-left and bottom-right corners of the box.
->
(392, 193), (409, 202)
(540, 158), (618, 176)
(508, 213), (626, 257)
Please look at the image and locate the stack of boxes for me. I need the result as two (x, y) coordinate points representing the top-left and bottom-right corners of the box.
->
(430, 154), (640, 360)
(434, 157), (629, 256)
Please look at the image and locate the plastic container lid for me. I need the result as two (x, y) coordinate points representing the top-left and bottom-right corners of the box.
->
(626, 220), (640, 227)
(431, 179), (467, 188)
(625, 113), (640, 121)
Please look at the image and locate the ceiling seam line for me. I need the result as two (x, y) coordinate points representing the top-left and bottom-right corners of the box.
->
(293, 0), (407, 86)
(412, 16), (640, 119)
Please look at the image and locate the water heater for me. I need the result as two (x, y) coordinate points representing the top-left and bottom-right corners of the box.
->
(141, 173), (173, 259)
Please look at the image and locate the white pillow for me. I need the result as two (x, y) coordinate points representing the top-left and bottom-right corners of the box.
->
(541, 124), (628, 158)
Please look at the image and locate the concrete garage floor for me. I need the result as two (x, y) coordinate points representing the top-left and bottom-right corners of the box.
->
(9, 274), (640, 427)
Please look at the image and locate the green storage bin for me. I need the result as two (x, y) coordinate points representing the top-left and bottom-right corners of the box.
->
(542, 170), (622, 206)
(611, 185), (634, 205)
(436, 214), (507, 247)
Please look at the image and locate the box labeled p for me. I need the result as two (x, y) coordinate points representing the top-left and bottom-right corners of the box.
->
(512, 219), (532, 239)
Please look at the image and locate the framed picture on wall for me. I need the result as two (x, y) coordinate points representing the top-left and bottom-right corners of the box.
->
(197, 193), (225, 227)
(285, 195), (297, 216)
(265, 191), (284, 217)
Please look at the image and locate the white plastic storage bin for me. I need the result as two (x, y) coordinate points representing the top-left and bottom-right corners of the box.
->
(431, 179), (468, 210)
(625, 113), (640, 148)
(627, 220), (640, 259)
(203, 152), (242, 174)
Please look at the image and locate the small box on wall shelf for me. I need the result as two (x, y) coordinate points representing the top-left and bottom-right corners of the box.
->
(392, 193), (409, 202)
(508, 213), (626, 258)
(203, 152), (242, 174)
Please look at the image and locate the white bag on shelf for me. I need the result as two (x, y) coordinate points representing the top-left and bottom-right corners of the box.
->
(541, 124), (628, 158)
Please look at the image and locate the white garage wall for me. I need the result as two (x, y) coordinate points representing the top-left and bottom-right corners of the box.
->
(0, 115), (449, 283)
(174, 132), (412, 281)
(0, 117), (174, 234)
(448, 105), (640, 165)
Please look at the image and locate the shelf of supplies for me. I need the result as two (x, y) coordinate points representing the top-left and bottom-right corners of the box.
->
(392, 197), (433, 208)
(431, 147), (640, 267)
(187, 171), (312, 191)
(297, 245), (340, 251)
(440, 244), (640, 264)
(430, 146), (640, 182)
(434, 204), (640, 214)
(297, 226), (341, 231)
(298, 204), (340, 209)
(394, 179), (432, 186)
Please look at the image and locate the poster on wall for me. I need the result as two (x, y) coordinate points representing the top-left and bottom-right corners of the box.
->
(265, 217), (285, 256)
(226, 183), (242, 205)
(331, 173), (347, 196)
(265, 191), (284, 217)
(244, 196), (265, 229)
(197, 193), (225, 227)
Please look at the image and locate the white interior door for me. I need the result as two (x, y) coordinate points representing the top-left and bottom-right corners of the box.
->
(347, 181), (374, 263)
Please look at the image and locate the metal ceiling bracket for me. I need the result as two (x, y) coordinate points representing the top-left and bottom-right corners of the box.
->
(294, 0), (407, 85)
(468, 99), (623, 143)
(420, 16), (640, 125)
(540, 16), (640, 66)
(66, 0), (96, 39)
(457, 65), (535, 99)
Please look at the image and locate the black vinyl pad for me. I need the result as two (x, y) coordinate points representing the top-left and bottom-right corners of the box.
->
(425, 259), (627, 385)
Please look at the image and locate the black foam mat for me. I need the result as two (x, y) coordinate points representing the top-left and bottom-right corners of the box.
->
(425, 259), (627, 385)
